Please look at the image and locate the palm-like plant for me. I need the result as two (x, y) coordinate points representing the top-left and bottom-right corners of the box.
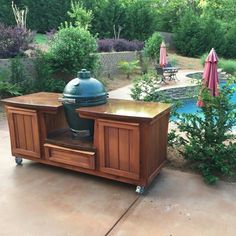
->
(118, 60), (140, 78)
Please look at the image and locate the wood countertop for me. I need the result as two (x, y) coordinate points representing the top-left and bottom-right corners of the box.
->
(77, 99), (172, 122)
(1, 92), (63, 110)
(1, 93), (172, 121)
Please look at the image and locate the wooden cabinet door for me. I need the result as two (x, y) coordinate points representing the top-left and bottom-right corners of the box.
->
(6, 106), (41, 159)
(97, 119), (140, 180)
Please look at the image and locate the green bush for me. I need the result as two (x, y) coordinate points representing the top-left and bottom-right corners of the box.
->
(0, 0), (157, 41)
(124, 0), (158, 41)
(174, 79), (236, 184)
(118, 60), (140, 78)
(68, 1), (93, 29)
(47, 27), (98, 78)
(200, 52), (209, 66)
(131, 73), (181, 119)
(0, 70), (21, 98)
(201, 53), (236, 75)
(174, 11), (225, 57)
(144, 32), (163, 64)
(21, 0), (71, 32)
(0, 0), (15, 26)
(224, 19), (236, 58)
(33, 52), (66, 93)
(218, 59), (236, 75)
(173, 10), (204, 57)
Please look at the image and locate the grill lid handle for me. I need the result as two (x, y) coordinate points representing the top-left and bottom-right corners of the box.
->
(58, 97), (76, 104)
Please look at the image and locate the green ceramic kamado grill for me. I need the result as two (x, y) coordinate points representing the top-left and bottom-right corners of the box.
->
(60, 69), (107, 138)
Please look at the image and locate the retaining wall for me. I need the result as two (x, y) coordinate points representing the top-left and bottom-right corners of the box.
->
(0, 51), (139, 80)
(0, 58), (36, 79)
(98, 51), (139, 76)
(159, 85), (199, 100)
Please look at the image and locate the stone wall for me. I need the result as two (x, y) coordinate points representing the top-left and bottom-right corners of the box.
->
(98, 51), (139, 76)
(0, 58), (36, 79)
(0, 51), (139, 80)
(159, 85), (199, 100)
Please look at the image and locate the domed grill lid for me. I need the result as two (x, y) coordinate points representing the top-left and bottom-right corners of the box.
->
(62, 69), (107, 106)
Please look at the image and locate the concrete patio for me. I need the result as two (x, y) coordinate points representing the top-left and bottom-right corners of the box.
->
(1, 73), (236, 236)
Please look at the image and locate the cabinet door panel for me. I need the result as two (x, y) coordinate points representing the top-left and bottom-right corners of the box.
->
(98, 119), (140, 180)
(6, 106), (40, 158)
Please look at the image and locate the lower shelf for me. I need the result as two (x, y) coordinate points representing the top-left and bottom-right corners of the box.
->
(46, 128), (95, 152)
(44, 143), (95, 170)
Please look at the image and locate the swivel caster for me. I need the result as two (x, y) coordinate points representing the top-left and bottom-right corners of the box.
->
(15, 157), (23, 165)
(136, 186), (145, 194)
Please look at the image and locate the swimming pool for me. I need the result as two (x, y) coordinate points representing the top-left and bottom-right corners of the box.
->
(177, 81), (236, 116)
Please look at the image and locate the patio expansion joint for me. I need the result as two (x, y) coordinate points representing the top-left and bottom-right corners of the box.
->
(105, 194), (140, 235)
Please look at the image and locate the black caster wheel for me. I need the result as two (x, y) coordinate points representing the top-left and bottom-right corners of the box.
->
(136, 186), (145, 194)
(15, 157), (23, 165)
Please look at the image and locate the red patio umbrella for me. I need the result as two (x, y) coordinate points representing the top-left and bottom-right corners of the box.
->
(197, 48), (219, 107)
(159, 41), (167, 68)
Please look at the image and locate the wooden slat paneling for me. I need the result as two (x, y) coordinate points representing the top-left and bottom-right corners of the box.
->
(119, 129), (130, 172)
(24, 115), (34, 151)
(129, 127), (140, 174)
(6, 106), (41, 159)
(16, 113), (26, 150)
(108, 127), (119, 169)
(98, 119), (140, 180)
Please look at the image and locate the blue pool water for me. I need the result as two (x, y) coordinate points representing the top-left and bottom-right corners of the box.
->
(176, 82), (236, 116)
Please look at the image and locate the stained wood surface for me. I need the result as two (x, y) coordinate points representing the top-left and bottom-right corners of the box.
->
(46, 129), (95, 151)
(3, 92), (171, 189)
(2, 92), (63, 110)
(44, 143), (95, 170)
(6, 106), (40, 158)
(98, 119), (140, 180)
(78, 99), (171, 122)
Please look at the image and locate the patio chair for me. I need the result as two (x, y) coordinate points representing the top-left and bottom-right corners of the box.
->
(163, 63), (179, 81)
(155, 66), (167, 84)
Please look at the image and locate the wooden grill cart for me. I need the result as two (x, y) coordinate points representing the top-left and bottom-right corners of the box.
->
(2, 92), (171, 193)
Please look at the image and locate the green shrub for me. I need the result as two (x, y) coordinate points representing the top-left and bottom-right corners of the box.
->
(68, 1), (93, 29)
(131, 74), (160, 101)
(174, 79), (236, 184)
(224, 19), (236, 58)
(0, 70), (21, 98)
(201, 53), (236, 75)
(21, 0), (71, 33)
(174, 11), (225, 57)
(118, 60), (140, 78)
(10, 56), (36, 94)
(0, 0), (157, 41)
(218, 59), (236, 75)
(144, 32), (163, 64)
(34, 52), (66, 93)
(200, 52), (209, 67)
(173, 10), (204, 57)
(0, 0), (15, 26)
(124, 0), (158, 41)
(131, 73), (181, 119)
(48, 27), (98, 79)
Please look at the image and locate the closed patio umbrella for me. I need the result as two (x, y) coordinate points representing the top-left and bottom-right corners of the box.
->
(197, 48), (219, 107)
(159, 42), (167, 68)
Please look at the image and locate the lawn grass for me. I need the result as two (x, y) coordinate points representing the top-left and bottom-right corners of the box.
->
(34, 33), (48, 44)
